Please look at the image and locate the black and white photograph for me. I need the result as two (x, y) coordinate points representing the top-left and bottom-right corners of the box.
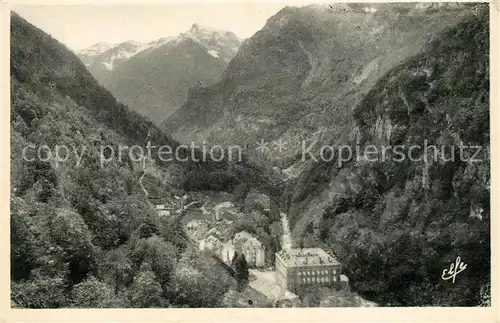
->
(7, 1), (492, 311)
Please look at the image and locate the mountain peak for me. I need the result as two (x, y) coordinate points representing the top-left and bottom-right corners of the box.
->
(187, 23), (232, 36)
(124, 40), (143, 46)
(184, 24), (240, 45)
(191, 23), (200, 31)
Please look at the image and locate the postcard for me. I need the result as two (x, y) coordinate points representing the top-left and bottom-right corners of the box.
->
(1, 1), (497, 322)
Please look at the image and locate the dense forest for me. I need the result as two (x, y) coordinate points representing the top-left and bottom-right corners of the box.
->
(290, 7), (490, 306)
(10, 12), (277, 308)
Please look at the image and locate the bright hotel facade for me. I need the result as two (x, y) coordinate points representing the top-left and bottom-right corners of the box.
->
(275, 248), (341, 292)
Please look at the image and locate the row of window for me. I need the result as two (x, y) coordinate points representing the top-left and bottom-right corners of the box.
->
(297, 269), (337, 276)
(298, 276), (337, 284)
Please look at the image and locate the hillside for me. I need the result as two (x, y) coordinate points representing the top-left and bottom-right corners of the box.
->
(81, 24), (241, 124)
(10, 12), (253, 308)
(165, 3), (474, 165)
(287, 6), (490, 306)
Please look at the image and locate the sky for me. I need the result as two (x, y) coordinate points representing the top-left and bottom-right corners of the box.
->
(12, 2), (312, 51)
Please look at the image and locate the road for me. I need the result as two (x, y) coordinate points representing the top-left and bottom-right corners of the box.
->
(248, 269), (298, 301)
(280, 212), (292, 250)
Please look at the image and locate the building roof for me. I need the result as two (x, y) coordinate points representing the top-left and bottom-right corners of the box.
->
(214, 201), (234, 210)
(158, 210), (171, 216)
(242, 236), (264, 249)
(234, 230), (254, 242)
(209, 219), (234, 241)
(186, 219), (208, 228)
(204, 234), (223, 248)
(233, 231), (265, 251)
(276, 248), (340, 267)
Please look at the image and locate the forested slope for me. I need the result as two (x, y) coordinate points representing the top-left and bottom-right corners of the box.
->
(288, 7), (490, 306)
(10, 12), (238, 308)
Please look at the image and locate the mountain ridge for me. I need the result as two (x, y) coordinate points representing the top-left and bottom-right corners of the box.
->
(164, 3), (475, 166)
(79, 24), (242, 124)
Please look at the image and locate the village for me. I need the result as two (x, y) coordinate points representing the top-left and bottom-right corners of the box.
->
(150, 190), (362, 307)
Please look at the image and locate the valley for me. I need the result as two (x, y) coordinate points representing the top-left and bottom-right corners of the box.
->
(150, 188), (373, 307)
(9, 2), (491, 309)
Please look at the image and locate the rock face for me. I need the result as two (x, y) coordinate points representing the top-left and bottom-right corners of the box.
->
(165, 3), (472, 164)
(288, 6), (490, 306)
(78, 25), (242, 125)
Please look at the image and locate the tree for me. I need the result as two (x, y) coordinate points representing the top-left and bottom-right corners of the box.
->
(97, 247), (134, 294)
(171, 264), (205, 306)
(50, 210), (97, 284)
(173, 247), (235, 307)
(158, 216), (188, 254)
(11, 271), (68, 308)
(220, 289), (240, 308)
(232, 182), (249, 203)
(296, 285), (323, 307)
(233, 253), (249, 292)
(129, 235), (177, 291)
(129, 263), (164, 308)
(71, 275), (126, 308)
(10, 205), (35, 280)
(136, 220), (158, 239)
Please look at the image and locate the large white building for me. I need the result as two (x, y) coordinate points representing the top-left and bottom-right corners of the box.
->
(275, 248), (342, 292)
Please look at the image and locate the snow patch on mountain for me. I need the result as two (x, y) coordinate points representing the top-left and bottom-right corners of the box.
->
(80, 24), (241, 68)
(353, 58), (380, 84)
(98, 42), (154, 70)
(208, 49), (219, 58)
(101, 61), (113, 70)
(169, 24), (241, 62)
